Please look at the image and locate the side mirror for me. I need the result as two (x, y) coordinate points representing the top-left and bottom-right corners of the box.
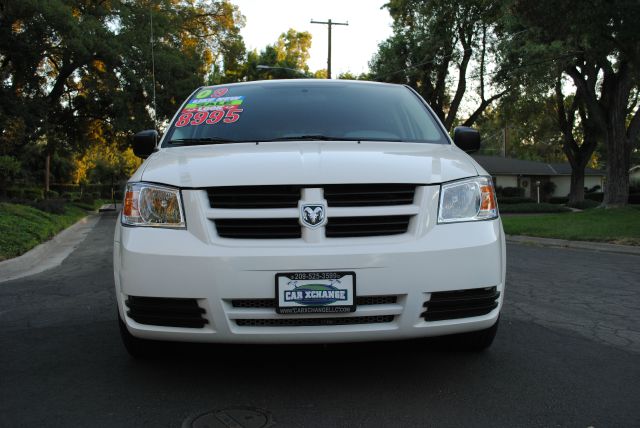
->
(453, 126), (481, 153)
(133, 130), (158, 159)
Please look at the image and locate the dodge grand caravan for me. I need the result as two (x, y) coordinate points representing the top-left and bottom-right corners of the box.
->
(114, 79), (505, 357)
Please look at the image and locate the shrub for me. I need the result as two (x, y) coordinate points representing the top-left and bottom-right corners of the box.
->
(45, 190), (59, 199)
(91, 191), (101, 200)
(585, 192), (604, 202)
(23, 188), (43, 201)
(30, 198), (66, 214)
(500, 203), (571, 213)
(502, 187), (524, 197)
(585, 184), (601, 194)
(541, 181), (556, 197)
(498, 197), (535, 204)
(568, 199), (600, 210)
(549, 196), (569, 204)
(6, 188), (24, 199)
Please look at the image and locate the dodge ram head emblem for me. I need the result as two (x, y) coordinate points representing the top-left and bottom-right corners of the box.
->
(301, 204), (326, 228)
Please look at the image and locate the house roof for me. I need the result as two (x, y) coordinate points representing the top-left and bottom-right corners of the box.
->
(471, 155), (604, 176)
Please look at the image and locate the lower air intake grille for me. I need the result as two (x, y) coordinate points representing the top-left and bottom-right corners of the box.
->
(215, 218), (301, 239)
(125, 296), (208, 328)
(235, 315), (395, 327)
(421, 287), (500, 321)
(326, 215), (411, 238)
(231, 295), (398, 308)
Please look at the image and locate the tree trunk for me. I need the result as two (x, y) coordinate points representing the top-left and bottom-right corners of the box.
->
(45, 153), (50, 193)
(567, 162), (586, 205)
(603, 121), (630, 207)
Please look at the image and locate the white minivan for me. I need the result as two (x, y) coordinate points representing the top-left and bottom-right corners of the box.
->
(114, 79), (505, 357)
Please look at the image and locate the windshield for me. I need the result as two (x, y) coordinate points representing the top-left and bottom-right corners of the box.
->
(162, 81), (447, 146)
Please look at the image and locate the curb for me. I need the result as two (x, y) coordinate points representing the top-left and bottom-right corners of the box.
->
(0, 214), (101, 284)
(506, 235), (640, 256)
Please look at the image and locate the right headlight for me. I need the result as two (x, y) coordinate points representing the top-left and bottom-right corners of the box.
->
(437, 176), (498, 224)
(122, 182), (186, 228)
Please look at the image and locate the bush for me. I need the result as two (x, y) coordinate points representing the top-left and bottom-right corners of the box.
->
(91, 191), (101, 200)
(568, 199), (600, 210)
(541, 181), (556, 197)
(501, 187), (525, 197)
(549, 196), (569, 204)
(500, 203), (571, 213)
(585, 184), (601, 194)
(6, 188), (24, 199)
(498, 197), (535, 204)
(30, 198), (66, 214)
(585, 192), (604, 202)
(45, 190), (59, 199)
(23, 188), (43, 201)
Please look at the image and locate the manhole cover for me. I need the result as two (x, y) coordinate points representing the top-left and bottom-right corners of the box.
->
(183, 406), (275, 428)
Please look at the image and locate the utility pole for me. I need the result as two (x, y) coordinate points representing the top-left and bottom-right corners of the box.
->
(310, 18), (348, 79)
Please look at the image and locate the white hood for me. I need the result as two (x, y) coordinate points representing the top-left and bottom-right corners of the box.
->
(137, 141), (480, 187)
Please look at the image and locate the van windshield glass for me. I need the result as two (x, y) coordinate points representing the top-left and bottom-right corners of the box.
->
(163, 82), (447, 146)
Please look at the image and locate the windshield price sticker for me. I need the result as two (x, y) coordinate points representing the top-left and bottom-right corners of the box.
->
(175, 106), (243, 127)
(175, 87), (244, 127)
(276, 272), (356, 314)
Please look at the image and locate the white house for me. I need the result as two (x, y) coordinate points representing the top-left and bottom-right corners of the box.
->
(471, 155), (605, 198)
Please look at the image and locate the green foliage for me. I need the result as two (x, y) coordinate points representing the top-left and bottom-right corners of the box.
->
(497, 197), (535, 204)
(568, 199), (600, 210)
(233, 29), (313, 82)
(0, 0), (245, 188)
(23, 188), (43, 201)
(0, 155), (21, 192)
(0, 202), (89, 260)
(500, 203), (571, 213)
(502, 207), (640, 245)
(369, 0), (503, 130)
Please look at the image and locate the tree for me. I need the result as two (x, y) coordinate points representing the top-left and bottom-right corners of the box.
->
(0, 0), (244, 189)
(234, 29), (313, 81)
(501, 0), (640, 207)
(369, 0), (505, 130)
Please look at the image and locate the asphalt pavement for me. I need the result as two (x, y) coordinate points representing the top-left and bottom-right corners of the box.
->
(1, 212), (639, 427)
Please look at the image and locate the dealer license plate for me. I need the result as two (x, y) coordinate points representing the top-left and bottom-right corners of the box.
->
(275, 271), (356, 314)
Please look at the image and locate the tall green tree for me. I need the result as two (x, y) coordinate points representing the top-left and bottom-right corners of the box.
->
(0, 0), (244, 189)
(500, 0), (640, 207)
(369, 0), (505, 130)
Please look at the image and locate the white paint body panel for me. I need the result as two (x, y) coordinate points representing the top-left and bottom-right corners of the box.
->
(114, 141), (506, 343)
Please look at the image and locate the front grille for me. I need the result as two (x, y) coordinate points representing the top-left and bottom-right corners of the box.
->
(208, 185), (301, 208)
(125, 296), (208, 328)
(421, 287), (500, 321)
(235, 315), (395, 327)
(207, 184), (418, 239)
(324, 184), (416, 206)
(215, 218), (301, 239)
(326, 215), (411, 238)
(230, 295), (398, 308)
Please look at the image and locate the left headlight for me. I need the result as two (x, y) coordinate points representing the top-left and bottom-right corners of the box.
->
(122, 182), (186, 228)
(437, 176), (498, 224)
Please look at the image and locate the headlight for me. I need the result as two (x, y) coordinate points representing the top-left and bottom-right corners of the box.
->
(437, 176), (498, 223)
(122, 182), (185, 228)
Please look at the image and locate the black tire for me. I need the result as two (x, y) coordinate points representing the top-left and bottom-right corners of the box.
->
(443, 318), (500, 352)
(118, 312), (159, 358)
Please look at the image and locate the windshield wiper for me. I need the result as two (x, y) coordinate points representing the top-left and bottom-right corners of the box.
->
(168, 137), (244, 146)
(259, 135), (361, 142)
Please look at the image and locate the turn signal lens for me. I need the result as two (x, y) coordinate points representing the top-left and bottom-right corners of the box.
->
(121, 183), (185, 228)
(438, 176), (498, 223)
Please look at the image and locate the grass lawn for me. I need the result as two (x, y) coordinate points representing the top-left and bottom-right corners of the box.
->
(0, 200), (106, 261)
(501, 206), (640, 245)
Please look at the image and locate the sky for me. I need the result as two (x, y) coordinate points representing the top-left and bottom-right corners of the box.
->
(229, 0), (394, 77)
